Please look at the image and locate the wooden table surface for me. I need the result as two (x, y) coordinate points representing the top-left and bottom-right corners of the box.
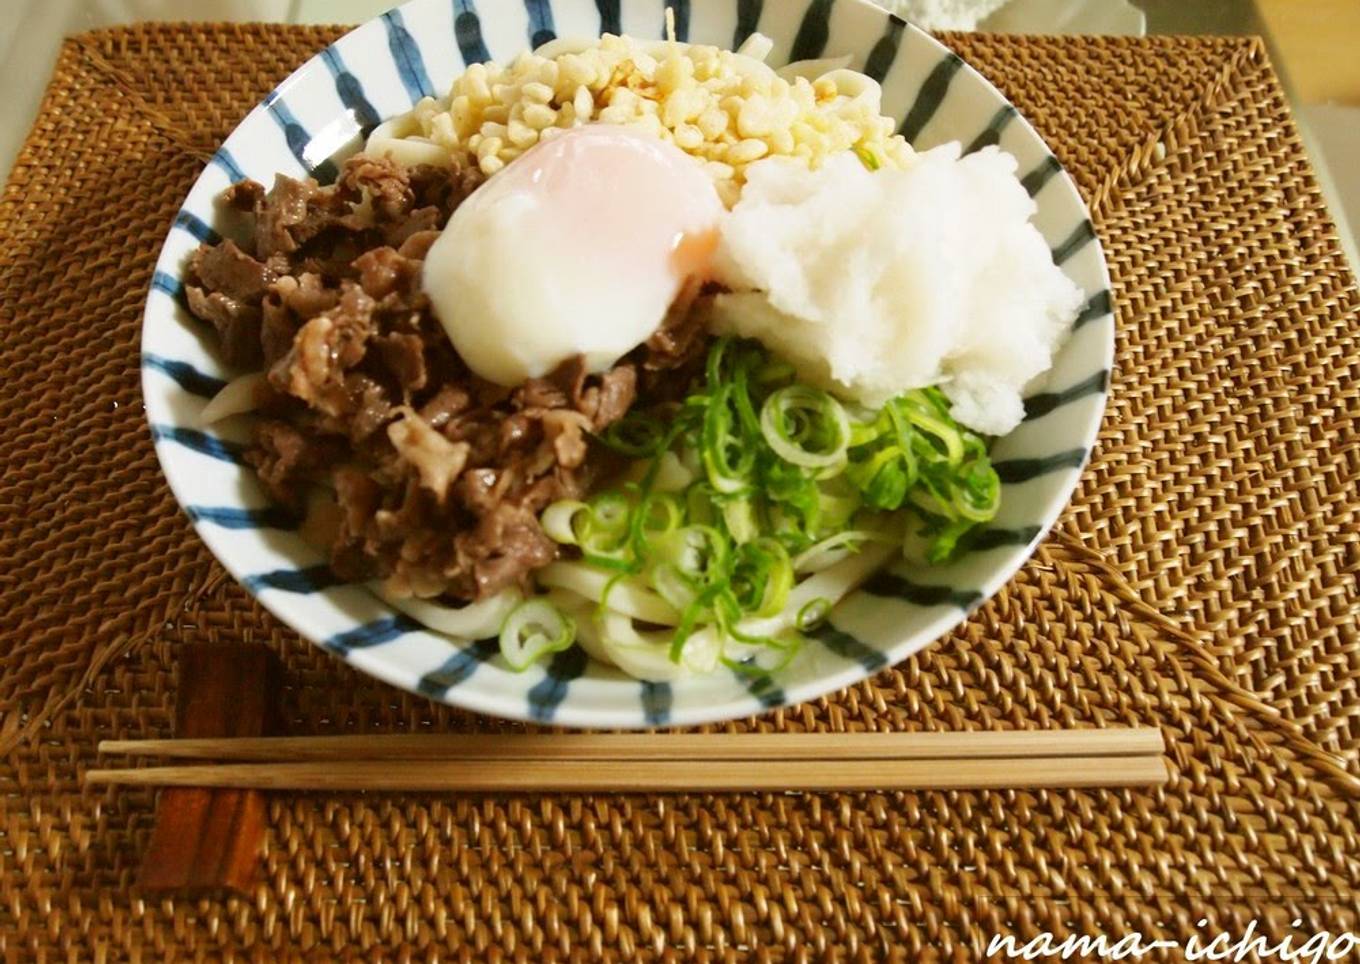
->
(1256, 0), (1360, 105)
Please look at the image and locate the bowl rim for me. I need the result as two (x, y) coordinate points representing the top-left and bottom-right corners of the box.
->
(140, 0), (1114, 728)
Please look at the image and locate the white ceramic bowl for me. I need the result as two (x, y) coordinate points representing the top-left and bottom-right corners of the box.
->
(141, 0), (1112, 727)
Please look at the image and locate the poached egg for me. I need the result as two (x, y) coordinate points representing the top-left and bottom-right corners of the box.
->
(423, 124), (724, 386)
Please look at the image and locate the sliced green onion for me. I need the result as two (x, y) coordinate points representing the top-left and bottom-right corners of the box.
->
(705, 335), (733, 386)
(923, 517), (975, 564)
(527, 339), (1003, 680)
(702, 383), (756, 493)
(540, 500), (588, 545)
(499, 598), (575, 671)
(731, 537), (793, 618)
(721, 634), (802, 675)
(815, 483), (861, 535)
(588, 492), (630, 532)
(730, 355), (762, 438)
(950, 458), (1001, 522)
(721, 496), (761, 544)
(639, 491), (683, 538)
(848, 421), (881, 449)
(847, 446), (912, 510)
(656, 525), (729, 585)
(685, 481), (722, 527)
(580, 553), (639, 572)
(759, 385), (851, 469)
(796, 598), (831, 631)
(599, 411), (670, 457)
(668, 584), (724, 661)
(754, 357), (796, 386)
(764, 459), (821, 540)
(578, 492), (634, 563)
(896, 395), (965, 466)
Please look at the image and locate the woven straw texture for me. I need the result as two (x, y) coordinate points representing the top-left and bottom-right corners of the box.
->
(2, 23), (1358, 961)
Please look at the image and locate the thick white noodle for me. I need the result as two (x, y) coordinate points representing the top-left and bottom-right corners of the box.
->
(817, 67), (883, 113)
(536, 562), (682, 625)
(555, 590), (718, 680)
(198, 372), (266, 426)
(735, 33), (774, 61)
(550, 540), (897, 680)
(791, 529), (894, 574)
(532, 36), (599, 59)
(628, 38), (778, 83)
(574, 608), (693, 681)
(568, 613), (617, 667)
(776, 54), (853, 82)
(366, 114), (452, 168)
(375, 585), (522, 638)
(677, 541), (897, 660)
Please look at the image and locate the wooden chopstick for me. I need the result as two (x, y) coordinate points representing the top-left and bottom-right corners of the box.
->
(97, 728), (1165, 762)
(88, 729), (1167, 792)
(85, 755), (1168, 792)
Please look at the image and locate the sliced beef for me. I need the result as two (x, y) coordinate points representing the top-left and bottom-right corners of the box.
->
(276, 272), (339, 318)
(191, 240), (276, 301)
(346, 375), (395, 443)
(261, 273), (340, 364)
(354, 246), (421, 301)
(446, 416), (503, 467)
(186, 286), (261, 369)
(517, 467), (587, 514)
(333, 464), (381, 535)
(409, 162), (484, 214)
(564, 362), (637, 429)
(645, 279), (709, 371)
(398, 228), (441, 261)
(550, 355), (590, 409)
(260, 294), (300, 365)
(455, 467), (512, 517)
(540, 409), (592, 469)
(386, 408), (470, 502)
(224, 179), (265, 212)
(515, 375), (570, 411)
(459, 504), (557, 597)
(498, 413), (538, 454)
(592, 365), (637, 428)
(377, 332), (427, 393)
(340, 155), (415, 220)
(254, 175), (316, 257)
(268, 285), (375, 417)
(419, 384), (471, 428)
(247, 418), (344, 505)
(385, 208), (442, 248)
(190, 150), (688, 602)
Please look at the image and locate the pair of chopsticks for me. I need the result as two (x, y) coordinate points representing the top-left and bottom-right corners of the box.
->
(87, 729), (1167, 792)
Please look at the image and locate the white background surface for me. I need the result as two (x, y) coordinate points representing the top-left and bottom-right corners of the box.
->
(1, 0), (1355, 269)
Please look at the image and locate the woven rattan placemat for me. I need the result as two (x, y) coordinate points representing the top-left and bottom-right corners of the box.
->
(2, 23), (1358, 960)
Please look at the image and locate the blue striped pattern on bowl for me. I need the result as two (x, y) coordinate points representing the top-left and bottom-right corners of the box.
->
(140, 0), (1113, 728)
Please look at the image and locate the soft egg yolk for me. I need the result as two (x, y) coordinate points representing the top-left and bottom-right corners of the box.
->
(423, 124), (725, 386)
